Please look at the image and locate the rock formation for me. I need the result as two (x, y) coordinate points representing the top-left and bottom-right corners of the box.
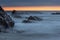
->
(22, 16), (42, 23)
(52, 12), (60, 15)
(22, 20), (32, 23)
(28, 16), (42, 21)
(0, 6), (14, 29)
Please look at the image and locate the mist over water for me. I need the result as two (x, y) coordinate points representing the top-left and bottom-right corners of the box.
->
(5, 11), (60, 40)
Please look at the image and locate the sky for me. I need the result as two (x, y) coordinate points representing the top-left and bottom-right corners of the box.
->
(1, 0), (60, 11)
(0, 0), (60, 6)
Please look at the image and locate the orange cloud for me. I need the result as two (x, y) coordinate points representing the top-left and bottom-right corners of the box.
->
(2, 6), (60, 11)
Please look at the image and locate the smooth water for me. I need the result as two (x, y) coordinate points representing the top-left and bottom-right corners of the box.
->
(1, 12), (60, 40)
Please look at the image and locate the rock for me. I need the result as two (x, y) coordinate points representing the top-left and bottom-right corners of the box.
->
(12, 10), (22, 18)
(28, 16), (42, 21)
(28, 16), (36, 20)
(0, 29), (1, 32)
(12, 10), (16, 15)
(8, 21), (14, 27)
(22, 16), (42, 23)
(52, 12), (60, 15)
(0, 16), (3, 24)
(1, 20), (10, 29)
(22, 20), (32, 23)
(0, 6), (14, 28)
(33, 16), (42, 21)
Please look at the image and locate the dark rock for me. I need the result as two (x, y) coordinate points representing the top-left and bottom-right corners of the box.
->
(22, 20), (32, 23)
(28, 16), (36, 20)
(12, 10), (22, 18)
(2, 20), (9, 29)
(0, 29), (1, 32)
(52, 12), (60, 15)
(8, 21), (14, 27)
(0, 6), (14, 29)
(28, 16), (42, 21)
(33, 16), (42, 21)
(0, 16), (3, 24)
(12, 10), (16, 15)
(0, 6), (5, 12)
(4, 15), (15, 27)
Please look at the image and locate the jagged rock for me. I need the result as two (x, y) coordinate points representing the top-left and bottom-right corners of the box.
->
(28, 16), (42, 21)
(0, 16), (3, 24)
(33, 16), (42, 21)
(2, 20), (9, 29)
(0, 6), (14, 29)
(22, 20), (32, 23)
(8, 21), (14, 27)
(28, 16), (36, 20)
(22, 16), (42, 23)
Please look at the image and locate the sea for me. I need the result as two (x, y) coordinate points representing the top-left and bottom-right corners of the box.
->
(0, 11), (60, 40)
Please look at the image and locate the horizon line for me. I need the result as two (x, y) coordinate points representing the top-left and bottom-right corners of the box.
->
(2, 6), (60, 11)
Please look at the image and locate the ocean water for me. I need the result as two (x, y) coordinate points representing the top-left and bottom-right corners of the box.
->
(1, 11), (60, 40)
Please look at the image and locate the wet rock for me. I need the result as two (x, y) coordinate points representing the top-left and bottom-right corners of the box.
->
(12, 10), (22, 18)
(0, 6), (14, 28)
(1, 20), (10, 29)
(22, 20), (32, 23)
(12, 10), (16, 15)
(33, 16), (42, 21)
(52, 12), (60, 15)
(0, 16), (3, 24)
(0, 29), (1, 32)
(28, 16), (42, 21)
(22, 16), (42, 23)
(8, 21), (14, 27)
(28, 16), (36, 20)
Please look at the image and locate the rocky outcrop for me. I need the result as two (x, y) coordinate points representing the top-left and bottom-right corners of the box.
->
(22, 16), (42, 23)
(28, 16), (36, 20)
(12, 10), (22, 18)
(22, 20), (32, 23)
(28, 16), (42, 21)
(12, 10), (16, 15)
(52, 12), (60, 15)
(0, 6), (14, 28)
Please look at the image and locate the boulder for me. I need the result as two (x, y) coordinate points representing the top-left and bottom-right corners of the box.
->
(22, 20), (32, 23)
(12, 10), (22, 18)
(28, 16), (36, 20)
(33, 16), (42, 21)
(12, 10), (16, 15)
(28, 16), (42, 21)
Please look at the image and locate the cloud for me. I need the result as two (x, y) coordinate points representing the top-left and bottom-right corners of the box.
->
(0, 0), (60, 6)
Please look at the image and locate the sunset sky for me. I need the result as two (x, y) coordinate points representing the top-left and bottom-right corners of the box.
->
(2, 6), (60, 11)
(0, 0), (60, 11)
